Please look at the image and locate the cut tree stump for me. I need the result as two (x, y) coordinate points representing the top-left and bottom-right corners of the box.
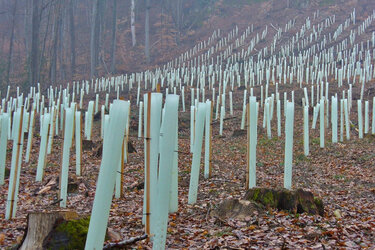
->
(19, 211), (80, 250)
(212, 188), (324, 221)
(244, 188), (324, 216)
(19, 211), (123, 250)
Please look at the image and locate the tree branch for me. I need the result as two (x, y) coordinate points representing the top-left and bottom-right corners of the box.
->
(103, 234), (148, 249)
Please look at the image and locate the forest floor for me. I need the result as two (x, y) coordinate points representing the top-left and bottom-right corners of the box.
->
(0, 85), (375, 249)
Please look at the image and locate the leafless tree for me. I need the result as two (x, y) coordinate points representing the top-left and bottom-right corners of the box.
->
(145, 0), (150, 64)
(110, 0), (117, 74)
(6, 0), (18, 84)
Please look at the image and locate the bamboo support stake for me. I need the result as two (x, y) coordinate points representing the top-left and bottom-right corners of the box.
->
(145, 93), (151, 236)
(277, 99), (281, 137)
(246, 103), (250, 188)
(364, 100), (369, 134)
(138, 101), (143, 138)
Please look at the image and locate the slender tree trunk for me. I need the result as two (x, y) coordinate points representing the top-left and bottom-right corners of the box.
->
(110, 0), (117, 74)
(131, 0), (136, 47)
(90, 0), (99, 79)
(145, 0), (150, 64)
(58, 5), (66, 81)
(50, 2), (61, 84)
(30, 0), (40, 85)
(39, 2), (52, 82)
(6, 0), (18, 84)
(24, 0), (31, 61)
(176, 0), (181, 45)
(69, 0), (76, 79)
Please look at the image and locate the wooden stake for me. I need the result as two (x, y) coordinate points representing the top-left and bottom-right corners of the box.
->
(246, 103), (249, 189)
(145, 92), (151, 236)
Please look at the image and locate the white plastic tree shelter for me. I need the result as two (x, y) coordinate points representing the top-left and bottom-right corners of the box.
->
(188, 102), (207, 204)
(204, 100), (213, 179)
(85, 100), (129, 249)
(358, 100), (363, 139)
(331, 96), (338, 143)
(283, 101), (294, 190)
(153, 94), (179, 249)
(6, 107), (25, 220)
(143, 93), (162, 236)
(320, 99), (325, 148)
(303, 105), (309, 156)
(36, 114), (51, 182)
(0, 114), (9, 185)
(247, 96), (258, 189)
(169, 113), (179, 213)
(59, 107), (75, 208)
(25, 107), (35, 163)
(75, 111), (82, 176)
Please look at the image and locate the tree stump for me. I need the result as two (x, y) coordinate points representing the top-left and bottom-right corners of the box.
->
(212, 188), (324, 221)
(244, 188), (324, 216)
(19, 211), (80, 250)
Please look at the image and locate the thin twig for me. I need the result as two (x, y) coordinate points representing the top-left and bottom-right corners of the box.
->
(103, 234), (148, 249)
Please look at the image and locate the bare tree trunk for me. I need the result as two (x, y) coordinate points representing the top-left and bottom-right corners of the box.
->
(24, 0), (31, 63)
(90, 0), (99, 79)
(50, 2), (62, 84)
(6, 0), (18, 84)
(110, 0), (117, 74)
(58, 4), (66, 81)
(39, 2), (52, 82)
(131, 0), (136, 47)
(145, 0), (150, 64)
(30, 0), (40, 85)
(176, 0), (181, 45)
(69, 0), (76, 79)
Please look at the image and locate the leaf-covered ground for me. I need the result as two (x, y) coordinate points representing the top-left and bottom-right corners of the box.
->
(0, 87), (374, 249)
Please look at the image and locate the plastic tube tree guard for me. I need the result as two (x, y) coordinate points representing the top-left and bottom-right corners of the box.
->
(59, 108), (75, 207)
(85, 100), (129, 249)
(248, 96), (258, 189)
(188, 103), (207, 204)
(153, 94), (179, 249)
(6, 107), (25, 219)
(284, 101), (294, 190)
(36, 114), (51, 182)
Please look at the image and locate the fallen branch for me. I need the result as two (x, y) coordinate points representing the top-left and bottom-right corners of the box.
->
(103, 234), (148, 249)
